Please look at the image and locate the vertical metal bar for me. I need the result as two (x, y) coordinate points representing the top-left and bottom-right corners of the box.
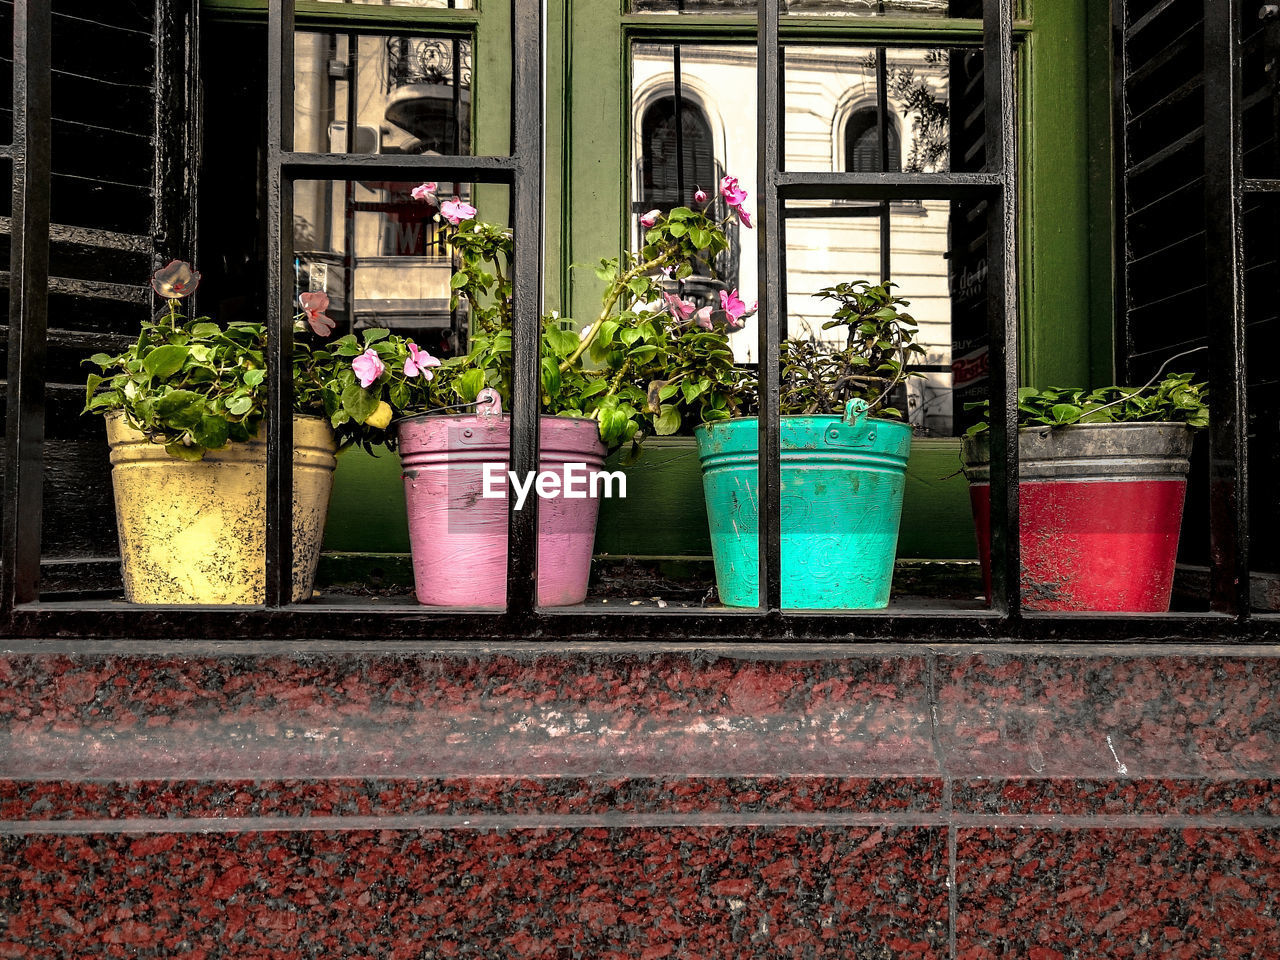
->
(757, 0), (783, 612)
(452, 36), (463, 155)
(876, 46), (892, 282)
(2, 0), (51, 612)
(343, 34), (358, 334)
(1111, 0), (1133, 386)
(1203, 0), (1250, 616)
(154, 0), (201, 267)
(673, 44), (685, 206)
(983, 0), (1020, 617)
(506, 0), (543, 615)
(266, 0), (296, 607)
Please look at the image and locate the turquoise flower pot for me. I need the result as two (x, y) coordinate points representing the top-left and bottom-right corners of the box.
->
(694, 399), (912, 609)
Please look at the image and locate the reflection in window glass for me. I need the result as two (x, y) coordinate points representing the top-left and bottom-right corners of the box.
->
(632, 43), (758, 357)
(315, 0), (475, 7)
(294, 32), (472, 156)
(294, 180), (472, 358)
(784, 46), (975, 174)
(631, 0), (957, 15)
(633, 43), (991, 435)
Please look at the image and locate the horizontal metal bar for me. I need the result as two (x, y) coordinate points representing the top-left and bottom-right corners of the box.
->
(778, 170), (1002, 201)
(204, 0), (479, 30)
(281, 152), (518, 183)
(1244, 177), (1280, 193)
(623, 14), (1030, 44)
(0, 145), (11, 161)
(4, 604), (1278, 644)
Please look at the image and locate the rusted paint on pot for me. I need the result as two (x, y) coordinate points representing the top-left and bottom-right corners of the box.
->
(106, 412), (337, 604)
(961, 422), (1194, 612)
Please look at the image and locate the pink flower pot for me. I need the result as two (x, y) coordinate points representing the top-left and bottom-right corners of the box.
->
(397, 396), (607, 607)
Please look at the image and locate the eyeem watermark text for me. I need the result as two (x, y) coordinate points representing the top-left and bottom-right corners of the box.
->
(482, 463), (627, 510)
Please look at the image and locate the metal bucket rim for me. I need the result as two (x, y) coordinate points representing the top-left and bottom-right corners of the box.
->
(397, 410), (600, 430)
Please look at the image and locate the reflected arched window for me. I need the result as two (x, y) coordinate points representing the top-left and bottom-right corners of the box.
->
(844, 108), (901, 172)
(640, 96), (716, 212)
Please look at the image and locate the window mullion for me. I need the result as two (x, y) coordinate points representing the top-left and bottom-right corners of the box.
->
(983, 0), (1021, 620)
(1, 0), (53, 614)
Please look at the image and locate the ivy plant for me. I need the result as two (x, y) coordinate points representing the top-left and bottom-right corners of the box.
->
(963, 374), (1210, 436)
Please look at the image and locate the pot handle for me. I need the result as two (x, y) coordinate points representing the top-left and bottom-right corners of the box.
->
(476, 388), (503, 418)
(822, 398), (876, 448)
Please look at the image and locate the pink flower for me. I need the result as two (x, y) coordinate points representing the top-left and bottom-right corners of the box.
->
(352, 348), (385, 388)
(404, 341), (441, 380)
(720, 289), (747, 322)
(151, 260), (200, 299)
(695, 305), (714, 331)
(738, 208), (753, 229)
(640, 209), (661, 228)
(411, 182), (438, 201)
(719, 289), (756, 331)
(720, 175), (748, 208)
(663, 292), (697, 322)
(693, 187), (708, 205)
(440, 198), (477, 225)
(298, 291), (335, 337)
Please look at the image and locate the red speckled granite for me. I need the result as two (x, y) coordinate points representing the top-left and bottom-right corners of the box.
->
(955, 827), (1280, 959)
(1, 827), (948, 959)
(2, 645), (1279, 957)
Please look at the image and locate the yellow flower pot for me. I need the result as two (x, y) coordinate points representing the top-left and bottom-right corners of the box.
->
(105, 411), (337, 604)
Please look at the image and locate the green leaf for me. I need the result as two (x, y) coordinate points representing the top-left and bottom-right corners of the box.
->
(154, 389), (203, 417)
(340, 381), (381, 423)
(190, 322), (221, 338)
(540, 356), (562, 397)
(450, 272), (469, 289)
(654, 404), (681, 436)
(87, 353), (115, 369)
(242, 368), (266, 387)
(164, 441), (206, 461)
(193, 415), (230, 450)
(83, 374), (105, 410)
(628, 344), (659, 364)
(226, 395), (254, 416)
(456, 368), (486, 402)
(142, 344), (190, 380)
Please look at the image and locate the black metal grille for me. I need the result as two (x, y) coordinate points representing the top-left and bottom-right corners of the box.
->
(3, 1), (1277, 642)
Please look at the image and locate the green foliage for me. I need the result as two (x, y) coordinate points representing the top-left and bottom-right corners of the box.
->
(84, 300), (402, 460)
(963, 374), (1210, 436)
(784, 280), (924, 419)
(429, 207), (733, 449)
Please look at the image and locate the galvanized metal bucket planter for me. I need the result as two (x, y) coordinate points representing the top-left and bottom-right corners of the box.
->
(694, 400), (913, 609)
(106, 411), (337, 604)
(961, 422), (1194, 611)
(397, 394), (607, 607)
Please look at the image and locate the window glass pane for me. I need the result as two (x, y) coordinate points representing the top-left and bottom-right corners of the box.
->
(631, 43), (760, 360)
(316, 0), (474, 6)
(293, 178), (472, 351)
(783, 45), (986, 174)
(631, 0), (961, 15)
(295, 32), (472, 156)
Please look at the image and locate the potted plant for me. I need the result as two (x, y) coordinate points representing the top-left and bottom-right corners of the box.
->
(358, 184), (738, 607)
(83, 261), (393, 604)
(960, 372), (1209, 611)
(676, 276), (926, 610)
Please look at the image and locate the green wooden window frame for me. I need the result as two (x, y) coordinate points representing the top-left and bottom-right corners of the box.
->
(203, 0), (1115, 386)
(559, 0), (1115, 388)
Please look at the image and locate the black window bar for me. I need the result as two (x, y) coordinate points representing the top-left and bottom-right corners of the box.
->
(264, 0), (544, 615)
(1, 0), (1275, 643)
(1203, 0), (1251, 618)
(755, 0), (1020, 617)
